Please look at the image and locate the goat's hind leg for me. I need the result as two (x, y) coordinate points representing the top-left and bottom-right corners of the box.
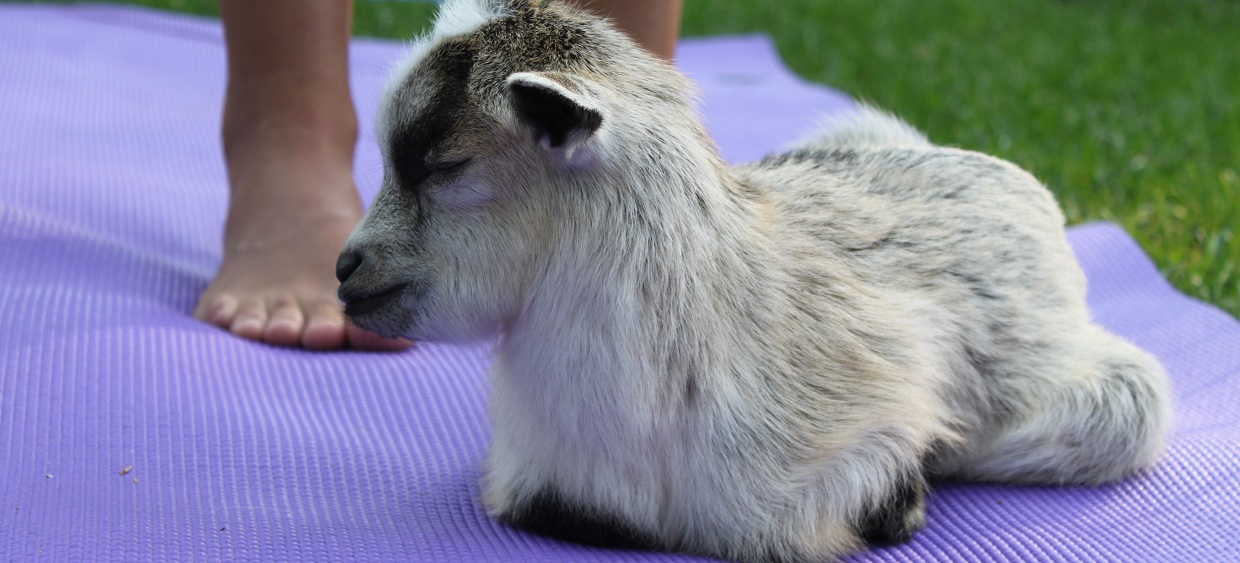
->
(949, 326), (1171, 485)
(857, 470), (927, 546)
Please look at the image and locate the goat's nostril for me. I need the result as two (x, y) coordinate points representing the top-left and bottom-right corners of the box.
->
(335, 251), (363, 283)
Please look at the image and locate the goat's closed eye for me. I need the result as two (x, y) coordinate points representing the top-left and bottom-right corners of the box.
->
(427, 157), (472, 175)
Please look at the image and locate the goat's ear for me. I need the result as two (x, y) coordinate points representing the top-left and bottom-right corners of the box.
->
(506, 71), (604, 154)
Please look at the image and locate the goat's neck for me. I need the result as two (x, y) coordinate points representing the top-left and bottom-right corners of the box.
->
(499, 150), (776, 425)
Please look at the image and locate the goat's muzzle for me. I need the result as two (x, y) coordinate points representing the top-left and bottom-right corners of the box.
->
(336, 248), (410, 318)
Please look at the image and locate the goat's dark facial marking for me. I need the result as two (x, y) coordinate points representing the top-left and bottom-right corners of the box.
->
(388, 40), (478, 194)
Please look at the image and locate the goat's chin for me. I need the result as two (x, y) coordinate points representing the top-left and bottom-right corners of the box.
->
(347, 308), (497, 344)
(344, 303), (421, 341)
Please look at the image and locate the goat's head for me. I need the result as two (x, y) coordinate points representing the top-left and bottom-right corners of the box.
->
(337, 0), (695, 341)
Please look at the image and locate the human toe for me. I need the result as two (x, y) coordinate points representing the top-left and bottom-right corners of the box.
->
(263, 297), (306, 347)
(229, 298), (268, 341)
(301, 299), (348, 350)
(197, 294), (239, 327)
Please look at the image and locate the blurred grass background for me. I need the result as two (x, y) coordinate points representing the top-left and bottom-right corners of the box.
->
(14, 0), (1240, 319)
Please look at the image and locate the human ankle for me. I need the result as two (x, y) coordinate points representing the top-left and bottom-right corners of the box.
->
(222, 80), (358, 163)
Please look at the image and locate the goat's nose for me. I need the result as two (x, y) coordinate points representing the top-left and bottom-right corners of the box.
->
(336, 250), (364, 283)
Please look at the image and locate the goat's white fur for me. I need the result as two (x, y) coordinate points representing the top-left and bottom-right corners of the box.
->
(808, 103), (930, 147)
(339, 2), (1172, 561)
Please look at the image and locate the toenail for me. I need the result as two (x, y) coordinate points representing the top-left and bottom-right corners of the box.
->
(209, 299), (236, 319)
(233, 318), (262, 333)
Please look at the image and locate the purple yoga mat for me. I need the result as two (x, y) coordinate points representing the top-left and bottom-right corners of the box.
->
(1, 5), (1237, 562)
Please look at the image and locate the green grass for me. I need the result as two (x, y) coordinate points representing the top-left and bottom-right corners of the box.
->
(681, 0), (1239, 319)
(17, 0), (1240, 318)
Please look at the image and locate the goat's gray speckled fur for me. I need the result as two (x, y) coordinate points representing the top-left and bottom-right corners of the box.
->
(337, 1), (1172, 561)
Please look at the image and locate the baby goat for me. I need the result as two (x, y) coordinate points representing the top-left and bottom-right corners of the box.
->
(336, 1), (1172, 561)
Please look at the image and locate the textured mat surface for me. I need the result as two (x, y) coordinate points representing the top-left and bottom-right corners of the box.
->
(2, 5), (1238, 562)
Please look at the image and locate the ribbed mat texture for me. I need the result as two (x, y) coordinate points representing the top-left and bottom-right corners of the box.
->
(1, 5), (1237, 562)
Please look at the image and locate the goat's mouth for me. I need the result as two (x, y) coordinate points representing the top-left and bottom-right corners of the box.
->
(341, 283), (408, 318)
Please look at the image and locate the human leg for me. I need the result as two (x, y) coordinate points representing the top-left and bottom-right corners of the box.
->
(566, 0), (683, 60)
(198, 0), (408, 350)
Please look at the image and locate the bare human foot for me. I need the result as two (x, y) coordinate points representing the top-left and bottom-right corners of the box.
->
(194, 156), (409, 351)
(198, 0), (409, 351)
